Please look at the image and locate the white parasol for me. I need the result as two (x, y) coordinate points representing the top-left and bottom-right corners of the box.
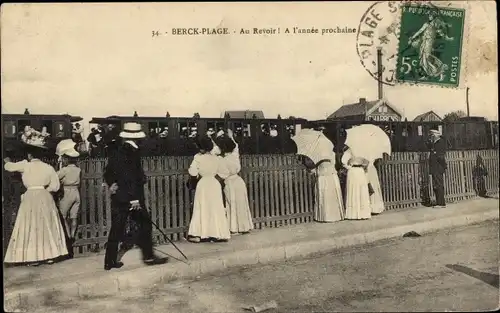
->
(291, 128), (334, 165)
(344, 124), (391, 162)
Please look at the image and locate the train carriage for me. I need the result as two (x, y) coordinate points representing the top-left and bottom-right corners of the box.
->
(2, 111), (84, 157)
(89, 114), (308, 156)
(307, 119), (499, 152)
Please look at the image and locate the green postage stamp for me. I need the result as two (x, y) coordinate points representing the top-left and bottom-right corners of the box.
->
(396, 4), (466, 88)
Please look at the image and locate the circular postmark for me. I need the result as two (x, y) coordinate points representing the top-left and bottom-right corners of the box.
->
(356, 1), (444, 86)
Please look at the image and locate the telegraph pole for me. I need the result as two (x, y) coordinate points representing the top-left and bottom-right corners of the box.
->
(377, 47), (383, 100)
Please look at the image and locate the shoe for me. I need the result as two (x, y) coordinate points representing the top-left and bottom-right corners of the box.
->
(144, 256), (169, 266)
(435, 205), (446, 208)
(104, 261), (124, 271)
(210, 238), (229, 243)
(188, 236), (201, 243)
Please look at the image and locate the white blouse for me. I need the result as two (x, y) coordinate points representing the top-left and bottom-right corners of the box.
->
(4, 159), (60, 192)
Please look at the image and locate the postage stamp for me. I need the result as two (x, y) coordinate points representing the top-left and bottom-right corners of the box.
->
(356, 1), (469, 89)
(395, 4), (466, 88)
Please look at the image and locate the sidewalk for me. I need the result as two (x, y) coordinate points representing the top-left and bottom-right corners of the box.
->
(4, 197), (499, 311)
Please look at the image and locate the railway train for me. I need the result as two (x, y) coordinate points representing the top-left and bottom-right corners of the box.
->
(2, 111), (84, 158)
(2, 111), (498, 157)
(88, 114), (499, 156)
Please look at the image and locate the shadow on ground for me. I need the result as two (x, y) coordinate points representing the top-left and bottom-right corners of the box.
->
(445, 264), (499, 288)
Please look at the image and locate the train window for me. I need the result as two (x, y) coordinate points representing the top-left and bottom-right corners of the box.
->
(18, 120), (31, 134)
(178, 121), (197, 138)
(232, 122), (244, 137)
(158, 122), (168, 138)
(242, 123), (251, 137)
(3, 121), (16, 137)
(402, 126), (409, 137)
(260, 123), (270, 136)
(41, 120), (53, 137)
(54, 122), (66, 138)
(148, 122), (163, 138)
(270, 124), (278, 137)
(207, 121), (225, 134)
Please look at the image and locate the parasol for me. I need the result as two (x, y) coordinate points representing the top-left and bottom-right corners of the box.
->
(344, 124), (391, 162)
(291, 128), (334, 165)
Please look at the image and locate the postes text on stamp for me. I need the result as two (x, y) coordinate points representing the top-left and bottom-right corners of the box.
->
(395, 4), (466, 88)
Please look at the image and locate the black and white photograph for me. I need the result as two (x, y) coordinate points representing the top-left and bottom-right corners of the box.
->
(2, 1), (498, 312)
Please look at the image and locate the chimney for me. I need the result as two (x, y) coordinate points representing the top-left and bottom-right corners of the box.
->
(359, 98), (366, 104)
(377, 47), (383, 100)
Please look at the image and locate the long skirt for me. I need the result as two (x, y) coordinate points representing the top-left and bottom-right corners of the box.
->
(345, 168), (371, 220)
(188, 176), (231, 240)
(4, 189), (68, 264)
(224, 175), (254, 233)
(367, 164), (385, 214)
(314, 174), (344, 222)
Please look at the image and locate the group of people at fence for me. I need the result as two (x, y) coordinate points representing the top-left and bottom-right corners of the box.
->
(3, 121), (458, 270)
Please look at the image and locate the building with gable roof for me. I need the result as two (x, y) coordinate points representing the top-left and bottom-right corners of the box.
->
(413, 111), (443, 122)
(326, 98), (404, 122)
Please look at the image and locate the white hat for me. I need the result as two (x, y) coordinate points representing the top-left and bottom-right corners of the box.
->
(56, 139), (79, 157)
(119, 122), (146, 139)
(429, 129), (442, 136)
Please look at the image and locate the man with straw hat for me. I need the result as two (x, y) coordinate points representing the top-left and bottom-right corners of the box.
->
(55, 139), (82, 257)
(427, 128), (447, 208)
(102, 122), (167, 270)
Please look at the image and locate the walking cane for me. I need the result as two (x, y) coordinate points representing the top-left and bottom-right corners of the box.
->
(135, 207), (189, 261)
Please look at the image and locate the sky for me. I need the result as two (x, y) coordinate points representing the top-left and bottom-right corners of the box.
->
(1, 2), (497, 135)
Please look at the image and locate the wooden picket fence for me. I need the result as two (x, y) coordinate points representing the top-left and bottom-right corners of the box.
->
(2, 150), (499, 257)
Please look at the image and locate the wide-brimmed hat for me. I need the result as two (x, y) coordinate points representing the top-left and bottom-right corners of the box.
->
(429, 129), (442, 136)
(21, 130), (49, 150)
(119, 122), (146, 139)
(56, 139), (80, 157)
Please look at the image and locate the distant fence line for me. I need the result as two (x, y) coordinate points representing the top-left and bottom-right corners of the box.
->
(2, 150), (498, 257)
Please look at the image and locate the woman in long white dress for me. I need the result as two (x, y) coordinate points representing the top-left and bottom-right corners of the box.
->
(219, 130), (254, 234)
(341, 148), (371, 220)
(313, 152), (344, 223)
(3, 143), (68, 265)
(187, 136), (231, 243)
(366, 160), (385, 215)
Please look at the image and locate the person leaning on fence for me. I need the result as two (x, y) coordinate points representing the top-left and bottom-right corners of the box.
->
(102, 122), (168, 270)
(219, 129), (254, 234)
(187, 135), (231, 243)
(56, 140), (82, 254)
(3, 136), (68, 266)
(426, 129), (447, 208)
(341, 148), (372, 220)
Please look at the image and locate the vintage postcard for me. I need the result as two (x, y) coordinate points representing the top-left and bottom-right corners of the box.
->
(2, 2), (498, 313)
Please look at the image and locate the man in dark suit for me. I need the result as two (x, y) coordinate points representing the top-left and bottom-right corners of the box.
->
(427, 129), (447, 208)
(103, 122), (168, 270)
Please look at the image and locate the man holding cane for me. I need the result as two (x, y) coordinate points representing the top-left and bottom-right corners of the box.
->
(103, 122), (167, 270)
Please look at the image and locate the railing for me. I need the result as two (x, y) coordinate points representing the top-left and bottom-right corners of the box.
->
(2, 150), (498, 257)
